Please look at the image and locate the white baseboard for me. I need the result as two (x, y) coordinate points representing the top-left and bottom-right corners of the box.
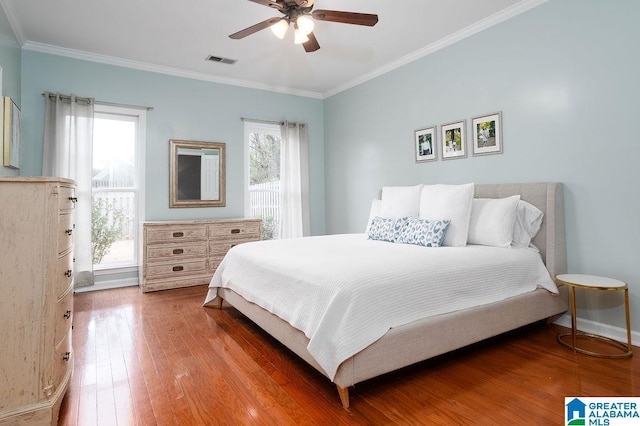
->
(74, 277), (139, 293)
(553, 313), (639, 348)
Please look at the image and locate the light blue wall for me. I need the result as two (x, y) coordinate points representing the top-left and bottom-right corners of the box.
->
(20, 51), (325, 235)
(324, 0), (640, 332)
(0, 7), (21, 176)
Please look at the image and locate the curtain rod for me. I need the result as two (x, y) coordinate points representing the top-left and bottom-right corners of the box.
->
(42, 92), (154, 111)
(241, 117), (284, 125)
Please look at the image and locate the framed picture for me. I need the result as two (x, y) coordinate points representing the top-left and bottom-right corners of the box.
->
(440, 120), (466, 160)
(3, 97), (20, 169)
(472, 111), (502, 156)
(414, 126), (436, 162)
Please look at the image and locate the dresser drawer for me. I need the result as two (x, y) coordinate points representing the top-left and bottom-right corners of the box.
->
(54, 292), (73, 346)
(208, 221), (260, 239)
(59, 185), (76, 212)
(58, 213), (74, 254)
(56, 251), (74, 298)
(210, 256), (224, 272)
(147, 258), (208, 278)
(210, 239), (256, 256)
(54, 332), (72, 390)
(146, 241), (207, 261)
(146, 224), (207, 243)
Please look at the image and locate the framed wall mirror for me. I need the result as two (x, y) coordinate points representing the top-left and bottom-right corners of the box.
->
(170, 139), (226, 208)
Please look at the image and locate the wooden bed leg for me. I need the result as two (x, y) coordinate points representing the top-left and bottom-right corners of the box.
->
(216, 297), (223, 309)
(336, 385), (350, 409)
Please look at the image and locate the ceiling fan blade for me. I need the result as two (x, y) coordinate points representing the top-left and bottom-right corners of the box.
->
(311, 10), (378, 26)
(302, 32), (320, 52)
(229, 17), (283, 39)
(248, 0), (284, 10)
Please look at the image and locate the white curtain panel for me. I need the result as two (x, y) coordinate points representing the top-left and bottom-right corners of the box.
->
(43, 93), (95, 287)
(279, 122), (311, 238)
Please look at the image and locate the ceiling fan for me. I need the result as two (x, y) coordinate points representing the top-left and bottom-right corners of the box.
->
(229, 0), (378, 53)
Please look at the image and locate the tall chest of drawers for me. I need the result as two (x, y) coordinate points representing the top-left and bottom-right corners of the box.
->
(141, 218), (262, 292)
(0, 177), (75, 425)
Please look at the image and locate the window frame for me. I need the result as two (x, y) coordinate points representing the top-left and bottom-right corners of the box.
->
(243, 121), (281, 218)
(92, 104), (146, 274)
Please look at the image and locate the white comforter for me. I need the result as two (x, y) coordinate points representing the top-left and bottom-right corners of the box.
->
(204, 234), (557, 380)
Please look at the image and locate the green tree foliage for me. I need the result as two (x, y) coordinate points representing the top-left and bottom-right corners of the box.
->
(92, 198), (125, 264)
(259, 215), (277, 240)
(249, 133), (280, 185)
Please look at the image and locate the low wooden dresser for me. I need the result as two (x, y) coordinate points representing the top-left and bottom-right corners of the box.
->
(0, 177), (75, 425)
(141, 218), (262, 292)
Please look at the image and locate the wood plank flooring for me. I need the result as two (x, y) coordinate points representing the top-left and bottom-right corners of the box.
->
(58, 285), (639, 425)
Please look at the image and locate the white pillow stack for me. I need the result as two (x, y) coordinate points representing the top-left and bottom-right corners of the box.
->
(364, 183), (544, 249)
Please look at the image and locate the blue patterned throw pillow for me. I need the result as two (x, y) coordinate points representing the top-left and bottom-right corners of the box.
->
(367, 216), (407, 242)
(396, 218), (451, 247)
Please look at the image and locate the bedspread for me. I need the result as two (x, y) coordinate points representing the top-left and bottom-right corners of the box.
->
(204, 234), (558, 380)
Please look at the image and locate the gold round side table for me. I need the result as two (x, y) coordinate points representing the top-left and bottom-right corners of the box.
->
(555, 274), (632, 358)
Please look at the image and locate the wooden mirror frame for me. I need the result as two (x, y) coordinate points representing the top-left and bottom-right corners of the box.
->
(170, 139), (226, 208)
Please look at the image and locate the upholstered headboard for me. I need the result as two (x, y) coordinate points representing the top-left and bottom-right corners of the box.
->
(474, 182), (567, 278)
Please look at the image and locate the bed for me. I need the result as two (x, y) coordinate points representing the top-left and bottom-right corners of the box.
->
(203, 182), (568, 408)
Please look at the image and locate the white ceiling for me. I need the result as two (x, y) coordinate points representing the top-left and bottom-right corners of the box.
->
(1, 0), (546, 98)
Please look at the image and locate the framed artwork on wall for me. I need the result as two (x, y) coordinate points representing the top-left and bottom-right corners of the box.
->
(472, 111), (502, 156)
(414, 126), (436, 162)
(440, 120), (466, 160)
(3, 97), (21, 169)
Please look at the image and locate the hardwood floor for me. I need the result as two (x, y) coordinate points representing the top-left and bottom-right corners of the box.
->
(59, 285), (639, 425)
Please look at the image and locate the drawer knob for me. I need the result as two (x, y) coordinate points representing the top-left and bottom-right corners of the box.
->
(173, 248), (184, 255)
(64, 269), (73, 278)
(231, 228), (241, 234)
(65, 229), (73, 236)
(69, 197), (78, 203)
(172, 266), (184, 272)
(62, 352), (71, 362)
(64, 310), (72, 319)
(173, 232), (184, 238)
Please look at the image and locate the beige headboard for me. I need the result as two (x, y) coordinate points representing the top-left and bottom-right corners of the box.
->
(474, 182), (567, 278)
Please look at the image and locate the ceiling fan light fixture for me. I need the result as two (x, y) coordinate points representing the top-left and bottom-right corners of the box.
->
(296, 15), (314, 35)
(270, 18), (289, 39)
(293, 26), (309, 44)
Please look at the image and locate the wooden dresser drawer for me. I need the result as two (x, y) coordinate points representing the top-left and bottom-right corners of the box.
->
(58, 213), (74, 254)
(146, 225), (207, 243)
(208, 221), (260, 239)
(147, 258), (208, 278)
(56, 251), (74, 299)
(54, 332), (72, 390)
(58, 186), (76, 212)
(54, 292), (73, 346)
(210, 240), (252, 255)
(146, 241), (207, 261)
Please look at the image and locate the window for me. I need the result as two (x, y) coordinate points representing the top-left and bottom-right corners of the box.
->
(244, 122), (281, 240)
(92, 105), (145, 270)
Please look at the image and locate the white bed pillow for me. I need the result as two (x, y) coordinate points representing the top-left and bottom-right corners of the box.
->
(468, 195), (520, 248)
(512, 200), (544, 248)
(419, 183), (474, 247)
(380, 184), (423, 219)
(365, 199), (382, 233)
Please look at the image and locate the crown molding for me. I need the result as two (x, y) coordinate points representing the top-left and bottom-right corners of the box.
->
(321, 0), (549, 99)
(0, 0), (26, 46)
(22, 41), (324, 100)
(10, 0), (548, 101)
